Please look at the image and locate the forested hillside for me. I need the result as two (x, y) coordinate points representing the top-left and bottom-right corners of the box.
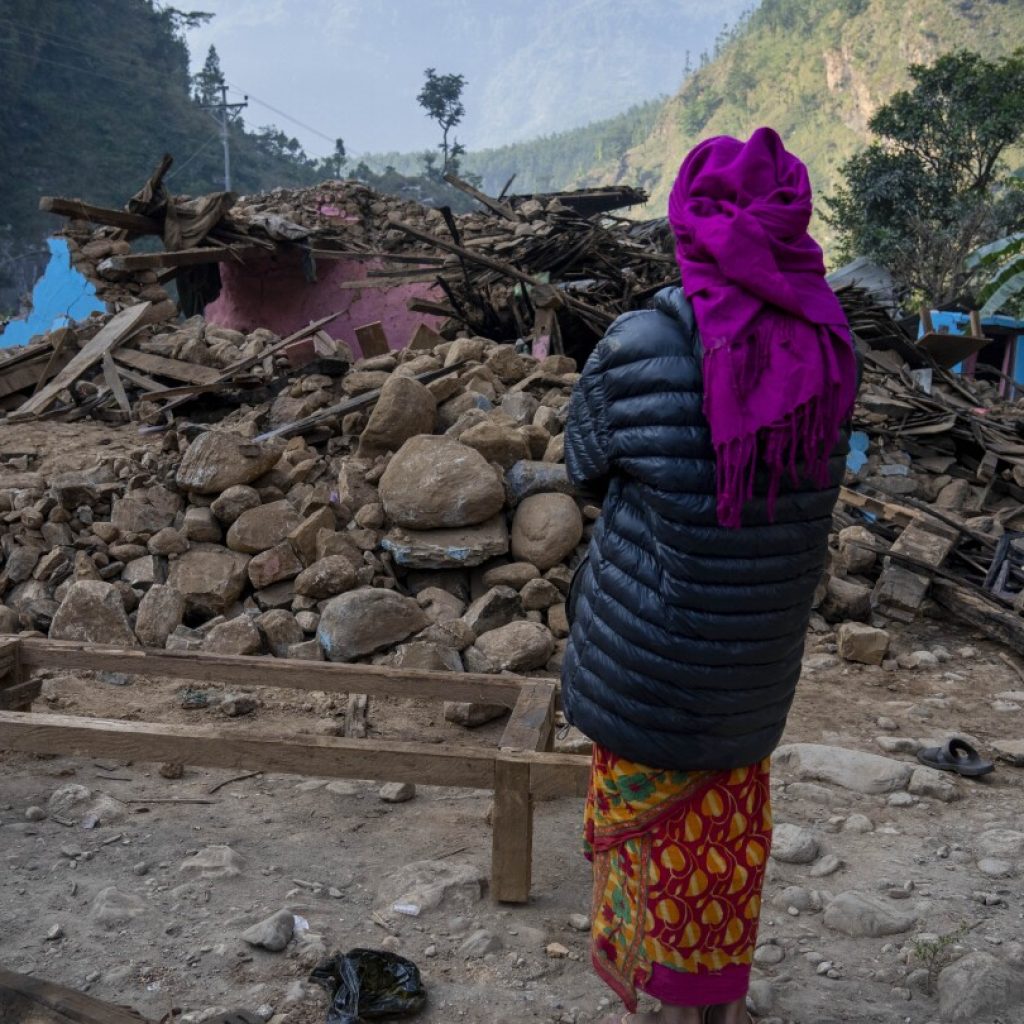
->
(0, 0), (323, 303)
(599, 0), (1024, 236)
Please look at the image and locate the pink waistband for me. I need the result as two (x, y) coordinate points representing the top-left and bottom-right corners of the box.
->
(643, 962), (751, 1007)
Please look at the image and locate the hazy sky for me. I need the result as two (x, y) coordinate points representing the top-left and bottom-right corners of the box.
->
(186, 0), (750, 158)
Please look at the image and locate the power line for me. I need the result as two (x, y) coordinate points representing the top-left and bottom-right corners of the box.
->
(165, 132), (223, 181)
(227, 82), (338, 146)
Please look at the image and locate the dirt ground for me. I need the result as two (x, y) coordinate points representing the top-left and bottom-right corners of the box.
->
(2, 422), (1023, 1024)
(1, 612), (1023, 1024)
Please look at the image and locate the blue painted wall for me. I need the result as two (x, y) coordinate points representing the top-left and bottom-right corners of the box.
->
(0, 238), (106, 348)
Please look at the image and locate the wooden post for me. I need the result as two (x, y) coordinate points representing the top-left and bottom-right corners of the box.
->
(492, 683), (557, 902)
(492, 755), (533, 903)
(0, 638), (37, 712)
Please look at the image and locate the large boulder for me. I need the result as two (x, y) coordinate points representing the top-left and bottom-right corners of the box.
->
(175, 431), (282, 494)
(50, 581), (138, 647)
(458, 420), (531, 470)
(378, 436), (505, 529)
(938, 952), (1024, 1022)
(167, 544), (250, 618)
(202, 615), (262, 656)
(382, 516), (509, 569)
(774, 743), (913, 795)
(357, 375), (437, 457)
(227, 500), (302, 554)
(318, 588), (428, 662)
(510, 493), (582, 571)
(135, 584), (185, 648)
(823, 891), (917, 938)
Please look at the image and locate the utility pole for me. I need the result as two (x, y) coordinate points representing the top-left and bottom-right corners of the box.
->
(201, 84), (248, 191)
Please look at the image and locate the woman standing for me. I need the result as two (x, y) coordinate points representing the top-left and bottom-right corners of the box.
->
(562, 128), (858, 1024)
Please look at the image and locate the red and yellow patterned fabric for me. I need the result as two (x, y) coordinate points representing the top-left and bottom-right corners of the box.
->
(584, 744), (772, 1010)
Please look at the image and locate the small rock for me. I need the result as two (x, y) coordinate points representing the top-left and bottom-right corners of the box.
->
(992, 738), (1024, 767)
(510, 494), (582, 571)
(754, 943), (785, 965)
(977, 858), (1016, 879)
(823, 891), (917, 937)
(45, 923), (63, 941)
(242, 910), (295, 952)
(91, 887), (145, 927)
(836, 622), (890, 665)
(568, 913), (590, 932)
(460, 929), (503, 957)
(546, 942), (569, 958)
(379, 782), (416, 803)
(809, 854), (844, 878)
(178, 845), (246, 879)
(908, 765), (957, 802)
(24, 806), (45, 822)
(770, 823), (820, 864)
(843, 813), (875, 834)
(220, 694), (257, 717)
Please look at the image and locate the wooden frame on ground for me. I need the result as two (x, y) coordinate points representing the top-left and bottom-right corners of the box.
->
(0, 638), (589, 902)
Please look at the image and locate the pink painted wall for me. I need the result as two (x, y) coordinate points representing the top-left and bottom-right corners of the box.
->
(204, 251), (444, 358)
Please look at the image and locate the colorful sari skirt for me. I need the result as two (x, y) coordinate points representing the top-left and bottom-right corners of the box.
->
(584, 744), (772, 1010)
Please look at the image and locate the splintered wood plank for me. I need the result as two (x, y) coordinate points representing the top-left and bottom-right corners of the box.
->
(932, 580), (1024, 656)
(39, 196), (161, 235)
(18, 638), (526, 706)
(873, 519), (958, 622)
(101, 353), (131, 414)
(492, 755), (533, 903)
(98, 245), (264, 272)
(12, 303), (152, 418)
(354, 321), (391, 357)
(528, 751), (591, 799)
(500, 682), (556, 753)
(0, 711), (497, 789)
(0, 680), (41, 711)
(114, 348), (221, 385)
(0, 965), (152, 1023)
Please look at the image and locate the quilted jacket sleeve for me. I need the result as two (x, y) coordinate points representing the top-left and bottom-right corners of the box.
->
(564, 342), (613, 496)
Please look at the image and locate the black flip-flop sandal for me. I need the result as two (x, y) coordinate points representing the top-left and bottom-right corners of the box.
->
(916, 737), (994, 777)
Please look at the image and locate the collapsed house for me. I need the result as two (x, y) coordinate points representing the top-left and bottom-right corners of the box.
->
(1, 156), (1024, 684)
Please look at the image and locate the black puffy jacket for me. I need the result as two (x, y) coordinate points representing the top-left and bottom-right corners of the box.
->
(561, 287), (848, 772)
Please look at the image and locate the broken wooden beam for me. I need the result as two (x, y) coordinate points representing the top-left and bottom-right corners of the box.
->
(98, 244), (265, 273)
(443, 173), (516, 220)
(38, 196), (161, 235)
(354, 321), (391, 358)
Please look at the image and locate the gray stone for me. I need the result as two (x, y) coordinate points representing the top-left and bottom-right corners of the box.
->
(774, 743), (913, 794)
(382, 515), (509, 569)
(135, 584), (185, 648)
(318, 589), (427, 662)
(977, 858), (1016, 878)
(247, 542), (303, 590)
(460, 928), (503, 957)
(182, 506), (222, 543)
(178, 845), (246, 879)
(258, 609), (304, 657)
(754, 943), (786, 966)
(294, 556), (358, 599)
(91, 887), (145, 928)
(176, 432), (282, 495)
(470, 620), (554, 673)
(147, 527), (188, 556)
(49, 581), (138, 647)
(823, 891), (917, 937)
(121, 554), (166, 589)
(809, 854), (844, 878)
(167, 544), (250, 618)
(459, 419), (531, 470)
(520, 577), (561, 610)
(504, 460), (574, 505)
(462, 586), (524, 636)
(977, 829), (1024, 861)
(908, 765), (958, 802)
(227, 500), (302, 554)
(203, 616), (262, 656)
(379, 436), (505, 529)
(770, 823), (820, 864)
(211, 485), (262, 525)
(111, 486), (181, 534)
(937, 951), (1024, 1022)
(416, 587), (465, 624)
(357, 375), (436, 457)
(499, 392), (539, 426)
(242, 910), (295, 952)
(48, 783), (92, 818)
(482, 562), (540, 589)
(444, 702), (508, 727)
(379, 782), (416, 803)
(376, 860), (486, 917)
(836, 622), (890, 665)
(821, 576), (872, 622)
(510, 493), (582, 570)
(837, 525), (877, 574)
(843, 813), (875, 833)
(992, 738), (1024, 767)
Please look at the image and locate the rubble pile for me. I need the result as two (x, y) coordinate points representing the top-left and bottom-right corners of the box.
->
(0, 334), (586, 726)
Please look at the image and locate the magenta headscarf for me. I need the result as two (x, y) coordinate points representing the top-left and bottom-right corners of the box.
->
(668, 127), (857, 528)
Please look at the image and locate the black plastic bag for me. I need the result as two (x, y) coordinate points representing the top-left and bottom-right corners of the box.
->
(310, 948), (427, 1024)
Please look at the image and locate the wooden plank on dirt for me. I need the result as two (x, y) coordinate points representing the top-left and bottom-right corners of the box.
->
(11, 303), (152, 419)
(114, 349), (221, 385)
(0, 679), (41, 711)
(0, 711), (497, 789)
(18, 638), (527, 706)
(0, 965), (152, 1023)
(933, 580), (1024, 656)
(98, 245), (264, 273)
(354, 321), (391, 358)
(102, 353), (131, 415)
(39, 196), (161, 235)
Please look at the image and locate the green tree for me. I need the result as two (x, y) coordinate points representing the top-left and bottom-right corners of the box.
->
(417, 67), (467, 174)
(320, 137), (346, 178)
(192, 44), (225, 105)
(825, 49), (1024, 304)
